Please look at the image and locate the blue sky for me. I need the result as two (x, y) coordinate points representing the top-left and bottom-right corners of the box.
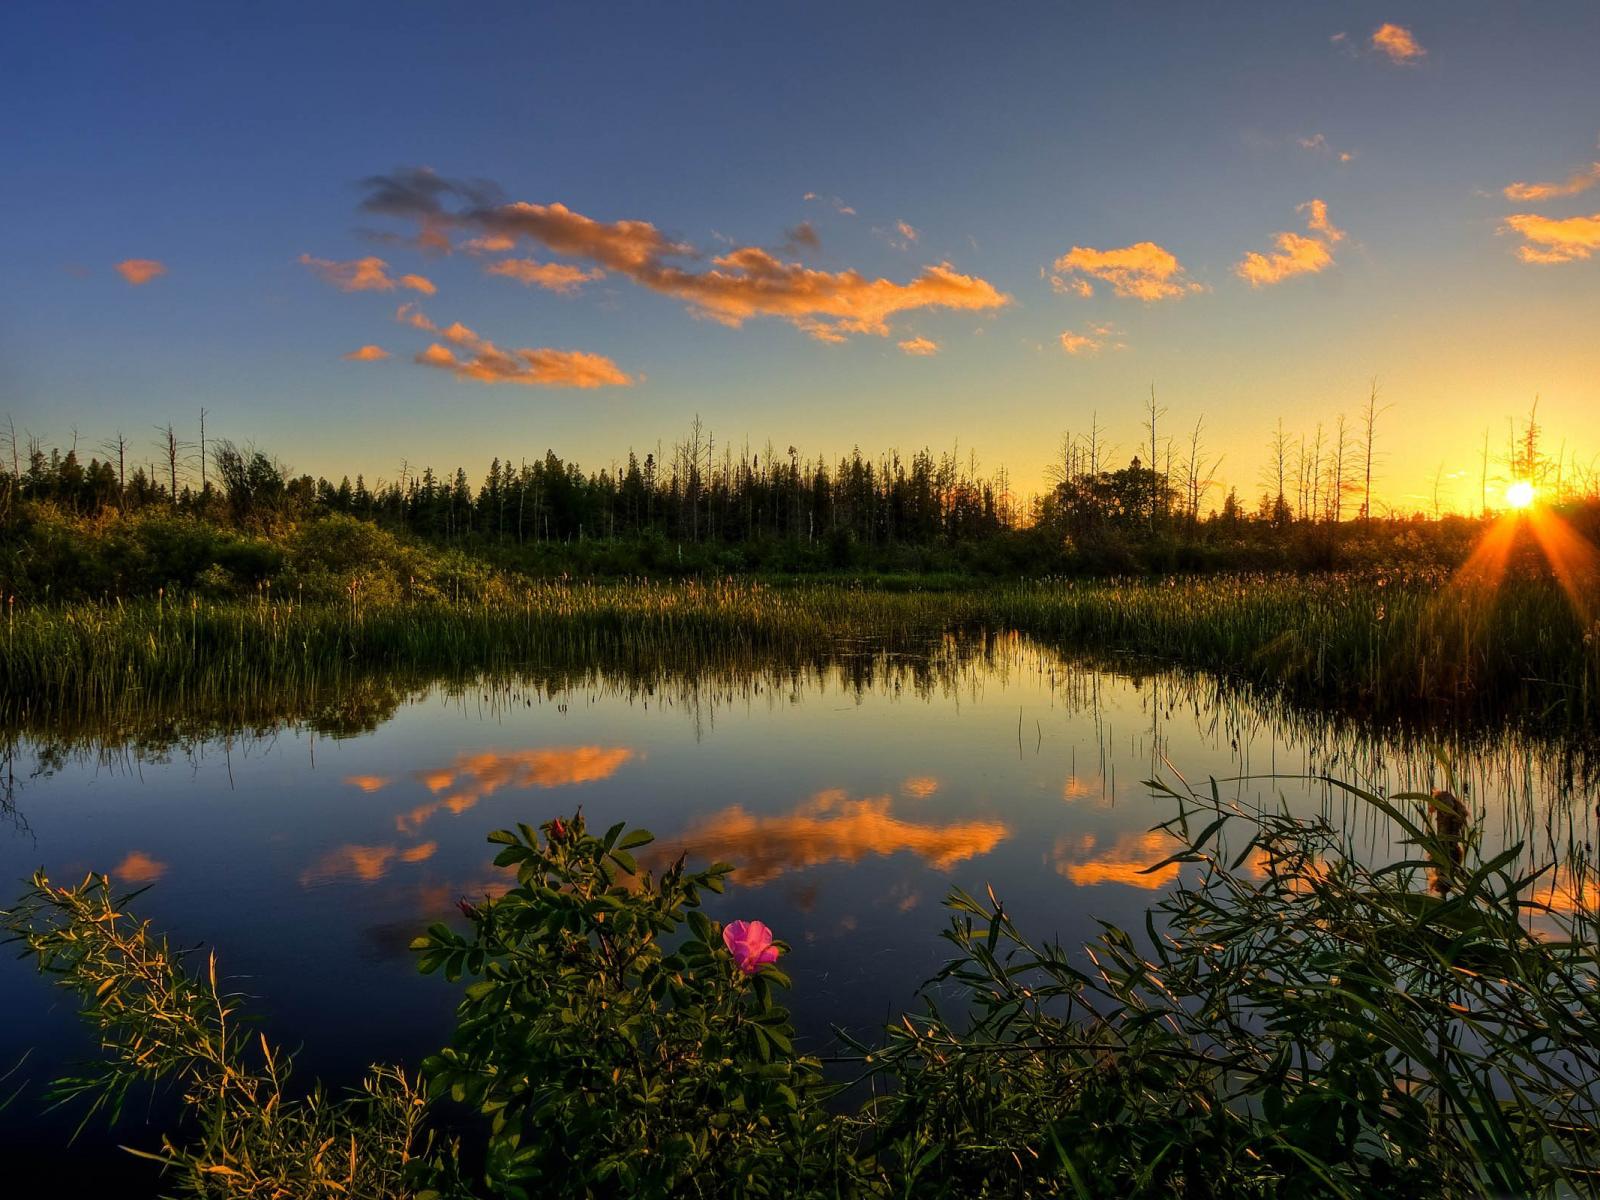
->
(4, 1), (1598, 508)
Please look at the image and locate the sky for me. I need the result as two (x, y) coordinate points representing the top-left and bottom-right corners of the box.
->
(3, 1), (1599, 512)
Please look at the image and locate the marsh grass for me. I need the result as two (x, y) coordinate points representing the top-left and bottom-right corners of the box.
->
(2, 573), (1596, 737)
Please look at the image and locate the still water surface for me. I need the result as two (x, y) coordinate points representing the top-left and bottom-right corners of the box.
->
(1, 633), (1594, 1186)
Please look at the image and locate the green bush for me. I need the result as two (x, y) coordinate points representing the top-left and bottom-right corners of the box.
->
(412, 813), (834, 1198)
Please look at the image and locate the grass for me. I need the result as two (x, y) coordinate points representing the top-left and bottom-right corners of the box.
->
(2, 571), (1596, 740)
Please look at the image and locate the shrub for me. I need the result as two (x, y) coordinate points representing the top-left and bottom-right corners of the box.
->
(412, 813), (835, 1198)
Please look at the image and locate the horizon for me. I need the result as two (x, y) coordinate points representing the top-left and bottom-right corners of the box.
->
(5, 1), (1599, 514)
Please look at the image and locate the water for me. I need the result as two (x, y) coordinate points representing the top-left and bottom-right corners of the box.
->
(1, 633), (1595, 1188)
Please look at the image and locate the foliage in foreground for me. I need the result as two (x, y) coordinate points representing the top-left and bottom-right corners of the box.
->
(3, 872), (448, 1198)
(10, 776), (1600, 1197)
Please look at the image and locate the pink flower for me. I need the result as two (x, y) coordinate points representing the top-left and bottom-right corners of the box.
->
(722, 919), (781, 976)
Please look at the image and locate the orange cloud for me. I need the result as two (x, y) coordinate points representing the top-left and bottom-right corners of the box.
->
(1371, 22), (1425, 63)
(345, 773), (391, 791)
(1503, 162), (1600, 202)
(1050, 242), (1202, 301)
(402, 306), (632, 387)
(648, 790), (1009, 886)
(1059, 321), (1123, 356)
(902, 776), (940, 798)
(115, 259), (166, 286)
(1300, 198), (1345, 243)
(463, 234), (517, 254)
(396, 747), (634, 834)
(342, 345), (390, 362)
(298, 254), (435, 294)
(898, 336), (940, 356)
(358, 170), (1007, 342)
(113, 850), (168, 884)
(1054, 830), (1178, 889)
(652, 249), (1008, 341)
(1501, 212), (1600, 263)
(1234, 199), (1344, 287)
(486, 258), (606, 292)
(414, 341), (631, 388)
(300, 840), (437, 886)
(895, 220), (919, 242)
(1062, 776), (1098, 801)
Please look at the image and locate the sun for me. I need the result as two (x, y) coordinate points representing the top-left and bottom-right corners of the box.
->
(1505, 480), (1536, 510)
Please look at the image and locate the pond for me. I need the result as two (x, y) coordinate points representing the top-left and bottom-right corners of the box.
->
(2, 631), (1595, 1189)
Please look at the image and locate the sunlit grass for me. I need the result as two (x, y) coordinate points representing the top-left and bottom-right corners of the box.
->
(2, 572), (1596, 737)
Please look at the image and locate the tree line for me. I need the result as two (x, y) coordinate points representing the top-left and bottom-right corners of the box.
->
(2, 396), (1590, 560)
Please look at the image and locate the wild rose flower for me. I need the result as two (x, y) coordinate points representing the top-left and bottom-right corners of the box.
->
(722, 919), (780, 976)
(549, 817), (567, 843)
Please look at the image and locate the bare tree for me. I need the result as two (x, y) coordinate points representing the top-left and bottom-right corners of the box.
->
(1359, 380), (1389, 520)
(2, 415), (18, 479)
(1327, 414), (1357, 524)
(154, 424), (192, 500)
(1480, 428), (1491, 518)
(1263, 419), (1292, 525)
(1180, 416), (1222, 522)
(100, 431), (129, 504)
(1146, 385), (1166, 528)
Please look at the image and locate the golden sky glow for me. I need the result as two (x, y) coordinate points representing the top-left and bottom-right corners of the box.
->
(10, 7), (1600, 514)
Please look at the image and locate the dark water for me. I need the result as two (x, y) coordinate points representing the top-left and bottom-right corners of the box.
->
(2, 633), (1595, 1189)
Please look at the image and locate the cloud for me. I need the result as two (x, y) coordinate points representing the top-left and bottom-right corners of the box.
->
(1371, 22), (1425, 63)
(395, 747), (635, 834)
(1233, 199), (1344, 286)
(1298, 133), (1355, 164)
(358, 169), (1008, 342)
(299, 253), (435, 294)
(896, 220), (919, 243)
(463, 233), (517, 254)
(902, 776), (940, 798)
(898, 336), (940, 356)
(645, 789), (1009, 885)
(342, 345), (391, 362)
(1501, 211), (1600, 263)
(1058, 322), (1123, 356)
(415, 342), (630, 387)
(1504, 162), (1600, 202)
(400, 305), (632, 387)
(803, 191), (857, 216)
(1300, 198), (1345, 243)
(486, 257), (606, 293)
(1055, 830), (1179, 889)
(115, 258), (167, 286)
(300, 841), (437, 886)
(1050, 242), (1202, 301)
(783, 221), (821, 252)
(113, 850), (168, 884)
